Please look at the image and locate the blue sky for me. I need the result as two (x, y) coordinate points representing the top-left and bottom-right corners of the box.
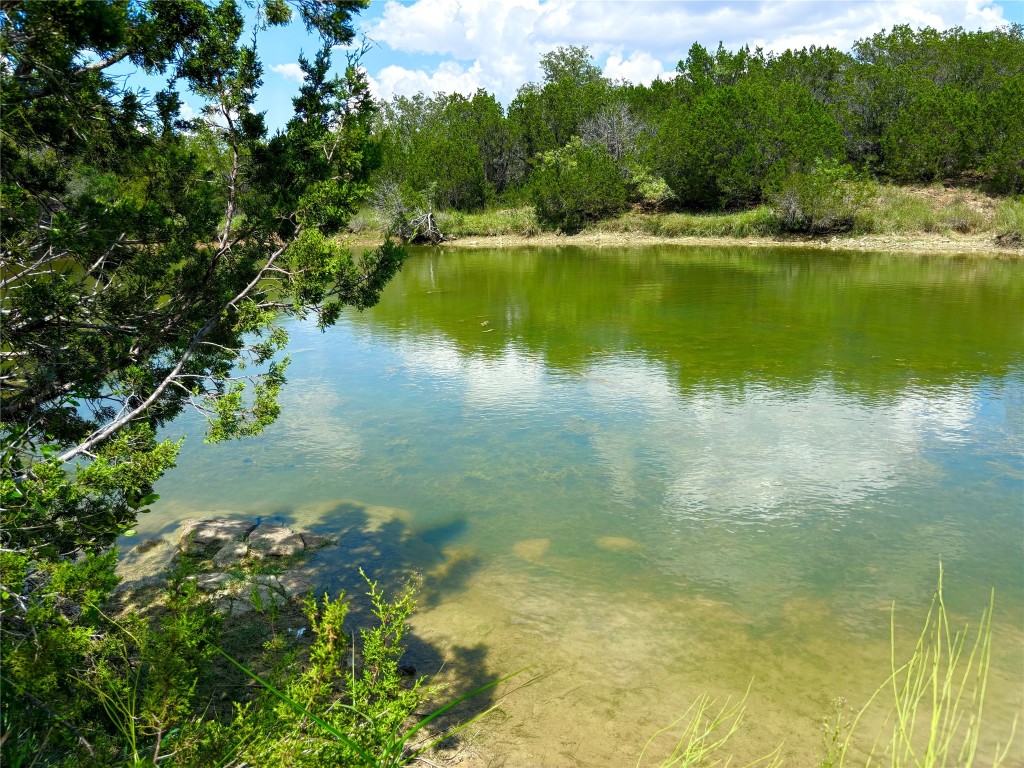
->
(148, 0), (1024, 132)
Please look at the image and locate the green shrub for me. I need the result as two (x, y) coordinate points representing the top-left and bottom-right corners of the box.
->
(656, 80), (845, 209)
(218, 574), (431, 767)
(628, 164), (675, 210)
(1, 554), (456, 767)
(981, 76), (1024, 195)
(882, 85), (981, 182)
(530, 137), (629, 233)
(771, 160), (874, 234)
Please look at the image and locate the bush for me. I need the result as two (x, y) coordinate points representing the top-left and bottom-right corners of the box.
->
(982, 76), (1024, 195)
(530, 137), (629, 233)
(628, 164), (675, 211)
(771, 160), (874, 234)
(882, 85), (981, 182)
(1, 555), (445, 767)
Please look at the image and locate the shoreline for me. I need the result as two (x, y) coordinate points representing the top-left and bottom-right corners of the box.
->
(347, 230), (1024, 257)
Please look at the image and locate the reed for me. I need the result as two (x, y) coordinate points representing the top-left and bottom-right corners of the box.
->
(825, 566), (1016, 768)
(637, 686), (783, 768)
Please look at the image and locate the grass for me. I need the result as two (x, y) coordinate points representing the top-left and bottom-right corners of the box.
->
(438, 207), (541, 237)
(993, 197), (1024, 244)
(853, 185), (995, 235)
(599, 207), (781, 238)
(637, 686), (783, 768)
(821, 565), (1016, 768)
(347, 185), (1022, 247)
(640, 567), (1015, 768)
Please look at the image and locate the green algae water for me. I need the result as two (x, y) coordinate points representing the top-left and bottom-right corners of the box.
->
(142, 246), (1023, 765)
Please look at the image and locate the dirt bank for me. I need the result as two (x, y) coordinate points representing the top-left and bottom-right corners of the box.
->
(345, 230), (1022, 257)
(433, 231), (1023, 257)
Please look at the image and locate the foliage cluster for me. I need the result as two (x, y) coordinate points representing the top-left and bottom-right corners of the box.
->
(530, 137), (630, 233)
(1, 550), (438, 767)
(0, 0), (419, 761)
(770, 160), (875, 234)
(368, 25), (1024, 234)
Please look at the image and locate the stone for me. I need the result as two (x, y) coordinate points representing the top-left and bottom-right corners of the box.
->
(212, 541), (249, 568)
(247, 524), (305, 557)
(226, 598), (256, 617)
(116, 537), (178, 588)
(595, 536), (641, 552)
(300, 533), (333, 550)
(178, 518), (255, 554)
(276, 572), (312, 598)
(513, 538), (550, 562)
(193, 572), (234, 593)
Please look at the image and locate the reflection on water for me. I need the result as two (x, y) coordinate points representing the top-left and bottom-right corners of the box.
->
(145, 246), (1023, 764)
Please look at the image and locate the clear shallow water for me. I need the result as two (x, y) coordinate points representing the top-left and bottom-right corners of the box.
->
(142, 246), (1023, 764)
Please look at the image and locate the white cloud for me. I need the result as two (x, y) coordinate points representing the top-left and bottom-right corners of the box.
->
(362, 0), (1012, 103)
(603, 50), (672, 85)
(369, 60), (487, 101)
(270, 62), (306, 83)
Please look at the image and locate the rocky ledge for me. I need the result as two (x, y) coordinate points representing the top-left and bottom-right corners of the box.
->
(116, 517), (335, 618)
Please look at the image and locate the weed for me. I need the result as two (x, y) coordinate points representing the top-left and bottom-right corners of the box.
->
(993, 197), (1024, 245)
(637, 685), (783, 768)
(830, 566), (1016, 767)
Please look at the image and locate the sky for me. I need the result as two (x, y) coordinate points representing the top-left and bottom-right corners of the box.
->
(169, 0), (1024, 130)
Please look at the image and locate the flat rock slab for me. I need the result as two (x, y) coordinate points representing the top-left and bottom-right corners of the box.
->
(179, 518), (256, 553)
(248, 525), (305, 557)
(116, 538), (178, 589)
(212, 541), (249, 568)
(193, 572), (234, 593)
(118, 517), (334, 619)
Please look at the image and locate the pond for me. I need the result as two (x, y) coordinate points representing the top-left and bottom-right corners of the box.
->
(142, 245), (1024, 765)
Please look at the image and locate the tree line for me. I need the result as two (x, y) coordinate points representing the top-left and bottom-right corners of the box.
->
(369, 26), (1024, 232)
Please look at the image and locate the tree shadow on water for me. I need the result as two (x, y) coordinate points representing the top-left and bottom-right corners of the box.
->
(123, 501), (509, 751)
(249, 501), (504, 752)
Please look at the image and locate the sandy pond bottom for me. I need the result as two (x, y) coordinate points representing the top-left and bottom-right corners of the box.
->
(141, 497), (1023, 768)
(405, 550), (1023, 767)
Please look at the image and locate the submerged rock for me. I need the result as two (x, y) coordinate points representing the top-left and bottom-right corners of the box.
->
(178, 518), (256, 553)
(595, 536), (641, 552)
(513, 538), (551, 562)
